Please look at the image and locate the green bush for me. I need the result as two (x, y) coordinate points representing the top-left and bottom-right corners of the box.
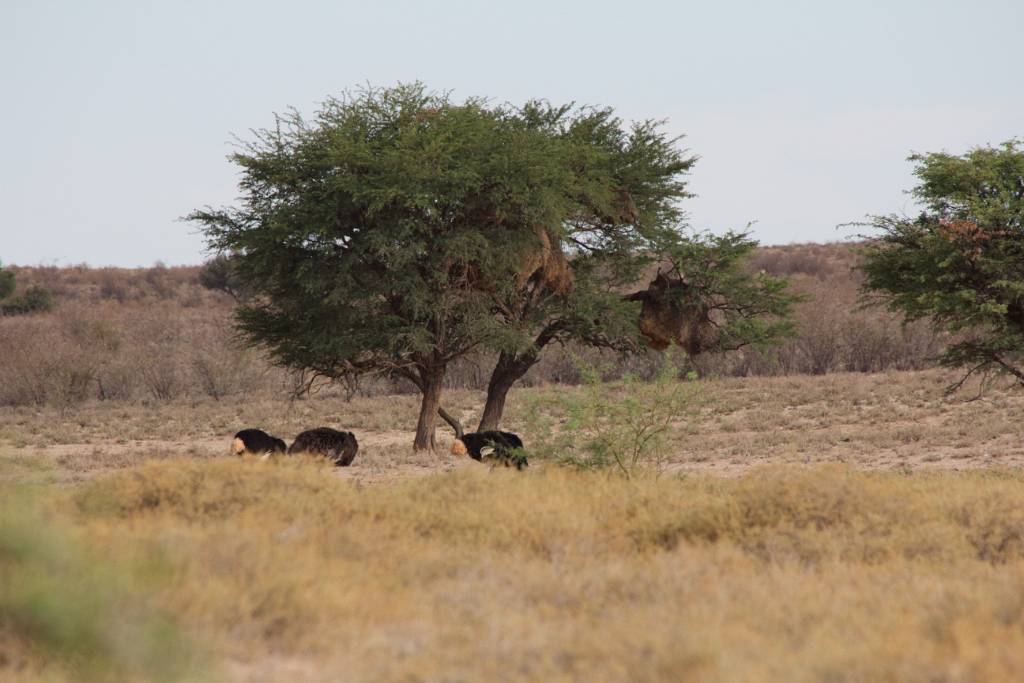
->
(528, 357), (699, 478)
(1, 285), (54, 316)
(0, 262), (15, 300)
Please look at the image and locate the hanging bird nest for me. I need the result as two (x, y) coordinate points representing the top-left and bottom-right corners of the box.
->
(513, 225), (574, 296)
(633, 272), (719, 354)
(454, 224), (574, 297)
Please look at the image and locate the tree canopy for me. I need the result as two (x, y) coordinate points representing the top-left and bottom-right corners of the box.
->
(191, 83), (794, 448)
(860, 140), (1024, 389)
(475, 228), (797, 431)
(636, 231), (797, 354)
(192, 85), (699, 448)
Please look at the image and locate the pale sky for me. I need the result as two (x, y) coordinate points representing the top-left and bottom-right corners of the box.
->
(2, 0), (1021, 266)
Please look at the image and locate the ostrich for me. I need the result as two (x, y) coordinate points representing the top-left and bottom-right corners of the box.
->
(288, 427), (359, 466)
(232, 429), (287, 457)
(451, 428), (528, 470)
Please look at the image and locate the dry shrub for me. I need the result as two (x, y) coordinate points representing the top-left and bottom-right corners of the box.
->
(0, 301), (279, 407)
(791, 296), (844, 374)
(11, 264), (209, 305)
(0, 314), (99, 407)
(0, 321), (54, 405)
(695, 243), (947, 378)
(97, 269), (137, 303)
(749, 242), (855, 280)
(5, 265), (75, 299)
(125, 309), (186, 401)
(190, 328), (263, 401)
(143, 262), (178, 300)
(55, 460), (1024, 681)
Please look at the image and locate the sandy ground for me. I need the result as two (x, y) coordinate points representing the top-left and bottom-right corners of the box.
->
(2, 368), (1024, 484)
(0, 430), (469, 485)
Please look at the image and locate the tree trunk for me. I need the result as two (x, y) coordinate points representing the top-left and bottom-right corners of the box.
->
(478, 350), (537, 432)
(413, 366), (445, 451)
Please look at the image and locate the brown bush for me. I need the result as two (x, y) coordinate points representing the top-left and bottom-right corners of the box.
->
(190, 325), (265, 400)
(0, 297), (285, 407)
(0, 312), (102, 407)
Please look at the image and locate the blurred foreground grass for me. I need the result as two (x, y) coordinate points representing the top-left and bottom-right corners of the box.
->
(5, 456), (1024, 681)
(0, 484), (206, 682)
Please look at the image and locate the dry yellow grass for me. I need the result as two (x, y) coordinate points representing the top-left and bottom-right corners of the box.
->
(4, 457), (1022, 682)
(4, 369), (1024, 680)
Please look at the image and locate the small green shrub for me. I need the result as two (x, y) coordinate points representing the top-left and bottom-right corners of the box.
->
(0, 261), (15, 300)
(530, 357), (699, 477)
(1, 285), (54, 316)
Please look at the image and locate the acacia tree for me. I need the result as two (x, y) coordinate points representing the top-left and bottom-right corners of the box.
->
(192, 85), (623, 450)
(192, 84), (794, 447)
(860, 140), (1024, 389)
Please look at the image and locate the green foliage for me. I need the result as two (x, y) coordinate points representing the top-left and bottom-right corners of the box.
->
(662, 230), (800, 352)
(0, 261), (15, 300)
(529, 357), (699, 478)
(192, 85), (574, 376)
(190, 83), (797, 440)
(0, 485), (205, 682)
(189, 83), (701, 444)
(477, 227), (798, 429)
(860, 140), (1024, 388)
(469, 104), (700, 428)
(197, 253), (247, 301)
(484, 103), (698, 356)
(1, 285), (54, 316)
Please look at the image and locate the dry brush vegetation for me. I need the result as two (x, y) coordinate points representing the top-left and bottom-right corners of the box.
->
(0, 243), (946, 409)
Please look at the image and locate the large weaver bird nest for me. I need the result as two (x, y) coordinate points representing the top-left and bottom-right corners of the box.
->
(514, 226), (574, 295)
(631, 271), (720, 354)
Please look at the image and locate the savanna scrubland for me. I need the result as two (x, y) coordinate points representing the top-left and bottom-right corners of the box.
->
(3, 245), (1024, 682)
(0, 243), (943, 409)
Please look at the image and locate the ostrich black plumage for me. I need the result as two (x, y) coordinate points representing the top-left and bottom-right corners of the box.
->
(232, 429), (287, 456)
(451, 430), (528, 470)
(288, 427), (359, 466)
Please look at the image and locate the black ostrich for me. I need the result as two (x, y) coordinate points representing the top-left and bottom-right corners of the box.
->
(232, 429), (287, 457)
(288, 427), (359, 466)
(451, 430), (528, 470)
